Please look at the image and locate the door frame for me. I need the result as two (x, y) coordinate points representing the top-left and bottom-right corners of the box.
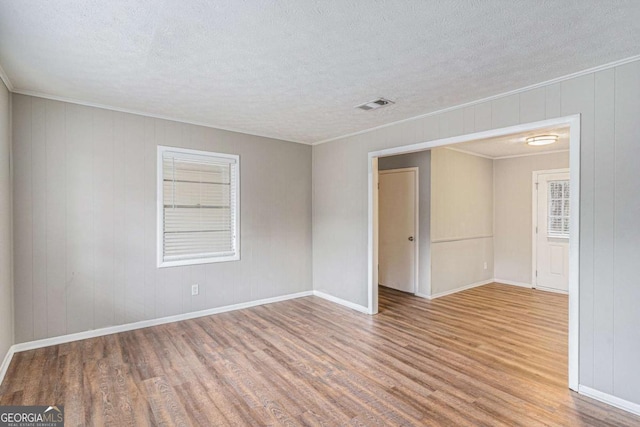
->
(378, 167), (420, 294)
(532, 168), (571, 293)
(367, 114), (580, 391)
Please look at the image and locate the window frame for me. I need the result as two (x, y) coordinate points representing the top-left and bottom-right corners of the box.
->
(547, 179), (570, 239)
(157, 145), (240, 268)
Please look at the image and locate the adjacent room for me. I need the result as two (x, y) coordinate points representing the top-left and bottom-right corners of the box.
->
(377, 127), (571, 299)
(1, 1), (640, 425)
(376, 128), (573, 394)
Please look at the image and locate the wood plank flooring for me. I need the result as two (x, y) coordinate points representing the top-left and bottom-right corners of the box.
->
(1, 283), (639, 426)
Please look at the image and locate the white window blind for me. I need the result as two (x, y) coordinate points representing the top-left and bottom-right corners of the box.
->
(548, 180), (570, 238)
(157, 146), (239, 267)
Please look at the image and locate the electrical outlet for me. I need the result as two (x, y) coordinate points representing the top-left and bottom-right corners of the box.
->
(483, 262), (488, 270)
(191, 284), (199, 296)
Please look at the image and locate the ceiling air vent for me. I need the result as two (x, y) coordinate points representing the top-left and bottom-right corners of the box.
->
(355, 98), (395, 111)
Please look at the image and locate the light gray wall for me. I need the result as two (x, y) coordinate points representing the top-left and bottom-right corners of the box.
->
(12, 94), (312, 343)
(0, 82), (12, 365)
(494, 151), (570, 285)
(312, 60), (640, 404)
(431, 148), (494, 295)
(378, 150), (431, 295)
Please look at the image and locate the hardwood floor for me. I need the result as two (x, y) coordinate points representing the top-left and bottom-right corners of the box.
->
(1, 283), (638, 426)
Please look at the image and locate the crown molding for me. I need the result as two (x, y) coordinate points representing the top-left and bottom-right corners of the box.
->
(10, 88), (310, 145)
(312, 54), (640, 145)
(493, 149), (570, 160)
(3, 54), (640, 146)
(444, 145), (570, 160)
(0, 63), (13, 92)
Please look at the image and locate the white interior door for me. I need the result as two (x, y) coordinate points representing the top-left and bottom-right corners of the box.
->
(535, 171), (570, 292)
(379, 168), (417, 293)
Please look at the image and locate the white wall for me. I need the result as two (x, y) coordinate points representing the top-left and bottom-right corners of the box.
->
(312, 60), (640, 405)
(494, 152), (570, 285)
(431, 237), (493, 295)
(431, 148), (493, 241)
(378, 151), (431, 295)
(381, 149), (568, 296)
(0, 81), (12, 365)
(378, 148), (497, 297)
(430, 148), (494, 295)
(12, 94), (312, 343)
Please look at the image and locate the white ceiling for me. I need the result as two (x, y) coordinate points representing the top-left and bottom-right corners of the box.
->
(450, 126), (570, 159)
(0, 1), (639, 144)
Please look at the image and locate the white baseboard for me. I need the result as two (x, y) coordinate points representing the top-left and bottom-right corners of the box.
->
(312, 291), (370, 314)
(0, 290), (313, 386)
(490, 279), (568, 295)
(0, 288), (381, 387)
(579, 385), (640, 416)
(493, 278), (532, 288)
(428, 279), (494, 300)
(534, 285), (569, 295)
(0, 345), (15, 389)
(494, 278), (569, 294)
(13, 290), (314, 353)
(405, 279), (555, 300)
(4, 290), (640, 420)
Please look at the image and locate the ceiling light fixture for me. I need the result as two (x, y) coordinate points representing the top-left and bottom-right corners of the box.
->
(355, 98), (395, 111)
(526, 135), (558, 146)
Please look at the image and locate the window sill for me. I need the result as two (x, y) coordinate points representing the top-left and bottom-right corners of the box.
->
(157, 254), (240, 268)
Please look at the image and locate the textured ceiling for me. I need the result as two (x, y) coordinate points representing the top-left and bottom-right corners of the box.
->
(451, 126), (570, 159)
(1, 1), (639, 144)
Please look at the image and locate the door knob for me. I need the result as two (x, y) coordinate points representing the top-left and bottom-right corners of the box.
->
(408, 236), (414, 241)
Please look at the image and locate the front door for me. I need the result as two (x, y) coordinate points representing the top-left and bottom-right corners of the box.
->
(535, 171), (570, 292)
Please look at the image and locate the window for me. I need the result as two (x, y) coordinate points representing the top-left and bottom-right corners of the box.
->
(157, 146), (239, 267)
(548, 180), (570, 238)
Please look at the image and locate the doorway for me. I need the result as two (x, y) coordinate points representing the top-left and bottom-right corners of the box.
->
(378, 168), (418, 293)
(367, 115), (581, 390)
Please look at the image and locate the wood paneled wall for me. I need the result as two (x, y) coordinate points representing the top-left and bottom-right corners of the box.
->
(0, 81), (12, 363)
(12, 94), (312, 343)
(312, 61), (640, 404)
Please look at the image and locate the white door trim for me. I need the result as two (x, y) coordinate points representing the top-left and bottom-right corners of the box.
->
(378, 167), (419, 295)
(532, 168), (570, 292)
(367, 114), (581, 391)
